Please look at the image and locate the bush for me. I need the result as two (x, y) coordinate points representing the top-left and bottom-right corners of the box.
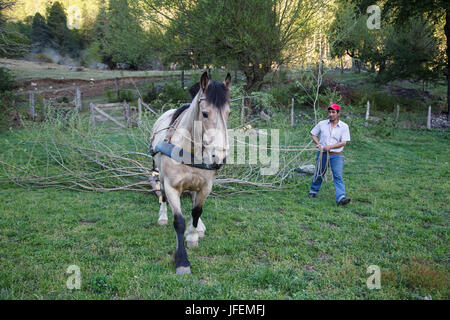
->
(163, 81), (189, 103)
(104, 89), (135, 103)
(0, 68), (16, 92)
(34, 53), (53, 63)
(0, 91), (21, 131)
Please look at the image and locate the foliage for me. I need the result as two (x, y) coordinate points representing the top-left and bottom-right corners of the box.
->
(380, 18), (443, 84)
(0, 0), (29, 57)
(144, 0), (323, 91)
(0, 66), (15, 92)
(95, 0), (153, 69)
(30, 12), (51, 53)
(45, 1), (81, 57)
(104, 88), (136, 103)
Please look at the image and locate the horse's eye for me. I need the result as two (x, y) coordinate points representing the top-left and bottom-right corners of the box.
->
(202, 112), (208, 118)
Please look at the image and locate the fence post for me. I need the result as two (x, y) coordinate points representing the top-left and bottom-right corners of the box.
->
(291, 97), (294, 127)
(125, 101), (131, 127)
(43, 98), (46, 120)
(427, 105), (432, 129)
(76, 87), (82, 111)
(395, 105), (400, 123)
(181, 70), (185, 88)
(138, 98), (142, 126)
(29, 92), (36, 118)
(241, 97), (245, 126)
(365, 100), (370, 126)
(115, 77), (120, 101)
(90, 103), (95, 128)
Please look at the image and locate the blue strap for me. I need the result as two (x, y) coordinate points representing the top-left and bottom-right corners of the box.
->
(152, 140), (220, 170)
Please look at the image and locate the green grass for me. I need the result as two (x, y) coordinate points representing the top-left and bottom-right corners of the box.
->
(0, 123), (448, 300)
(0, 58), (197, 82)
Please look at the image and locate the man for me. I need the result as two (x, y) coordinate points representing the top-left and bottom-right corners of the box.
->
(309, 103), (351, 205)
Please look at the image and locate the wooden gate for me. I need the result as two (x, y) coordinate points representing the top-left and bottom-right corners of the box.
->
(90, 101), (141, 129)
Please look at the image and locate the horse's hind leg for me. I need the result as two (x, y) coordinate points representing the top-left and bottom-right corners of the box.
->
(158, 194), (168, 226)
(165, 183), (190, 275)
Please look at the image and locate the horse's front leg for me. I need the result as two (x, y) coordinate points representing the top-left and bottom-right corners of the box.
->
(164, 183), (190, 275)
(185, 187), (210, 247)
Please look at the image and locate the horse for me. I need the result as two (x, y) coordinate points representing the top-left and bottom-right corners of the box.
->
(149, 71), (231, 275)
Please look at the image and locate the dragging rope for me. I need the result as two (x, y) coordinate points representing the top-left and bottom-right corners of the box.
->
(313, 147), (332, 182)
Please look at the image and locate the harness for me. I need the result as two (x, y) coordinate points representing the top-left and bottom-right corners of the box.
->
(148, 96), (224, 171)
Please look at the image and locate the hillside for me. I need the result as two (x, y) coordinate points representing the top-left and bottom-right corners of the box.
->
(8, 0), (100, 23)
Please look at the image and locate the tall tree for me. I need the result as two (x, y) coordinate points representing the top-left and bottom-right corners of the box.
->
(384, 0), (449, 118)
(0, 0), (28, 57)
(46, 1), (79, 56)
(30, 12), (51, 53)
(383, 17), (441, 85)
(143, 0), (323, 91)
(96, 0), (151, 69)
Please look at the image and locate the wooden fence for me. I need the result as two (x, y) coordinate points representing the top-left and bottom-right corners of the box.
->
(90, 100), (141, 129)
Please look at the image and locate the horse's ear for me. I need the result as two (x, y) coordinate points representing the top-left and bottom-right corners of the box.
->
(224, 73), (232, 89)
(200, 71), (209, 92)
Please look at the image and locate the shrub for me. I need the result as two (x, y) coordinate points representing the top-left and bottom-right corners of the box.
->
(34, 53), (53, 63)
(0, 68), (16, 92)
(104, 89), (135, 103)
(163, 81), (189, 103)
(0, 91), (21, 131)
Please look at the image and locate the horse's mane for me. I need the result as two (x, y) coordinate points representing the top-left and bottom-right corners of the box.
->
(170, 103), (190, 126)
(170, 80), (229, 125)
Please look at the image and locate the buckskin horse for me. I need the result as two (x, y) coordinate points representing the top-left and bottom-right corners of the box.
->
(149, 71), (231, 275)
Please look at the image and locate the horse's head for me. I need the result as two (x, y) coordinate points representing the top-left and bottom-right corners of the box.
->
(196, 71), (231, 167)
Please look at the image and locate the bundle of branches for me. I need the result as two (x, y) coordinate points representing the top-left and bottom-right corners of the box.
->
(0, 108), (317, 196)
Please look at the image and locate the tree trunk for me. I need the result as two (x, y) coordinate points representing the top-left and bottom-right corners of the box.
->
(445, 10), (449, 121)
(243, 65), (268, 93)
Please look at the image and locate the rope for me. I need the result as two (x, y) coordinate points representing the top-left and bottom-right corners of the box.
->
(313, 147), (332, 183)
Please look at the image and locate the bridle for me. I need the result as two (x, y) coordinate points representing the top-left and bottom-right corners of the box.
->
(150, 91), (228, 170)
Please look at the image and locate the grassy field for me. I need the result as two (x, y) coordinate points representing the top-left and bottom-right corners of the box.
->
(0, 58), (196, 81)
(0, 122), (448, 299)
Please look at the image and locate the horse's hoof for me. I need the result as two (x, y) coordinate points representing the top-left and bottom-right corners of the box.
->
(176, 266), (191, 275)
(187, 240), (198, 248)
(198, 231), (205, 238)
(158, 219), (168, 225)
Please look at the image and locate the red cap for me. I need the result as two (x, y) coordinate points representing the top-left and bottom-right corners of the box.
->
(329, 104), (341, 112)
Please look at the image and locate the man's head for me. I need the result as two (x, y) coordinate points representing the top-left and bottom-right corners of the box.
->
(328, 104), (340, 122)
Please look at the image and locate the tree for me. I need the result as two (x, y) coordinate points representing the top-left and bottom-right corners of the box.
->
(94, 0), (152, 69)
(382, 18), (441, 85)
(384, 0), (449, 118)
(46, 1), (80, 56)
(0, 0), (29, 57)
(30, 12), (51, 53)
(143, 0), (323, 91)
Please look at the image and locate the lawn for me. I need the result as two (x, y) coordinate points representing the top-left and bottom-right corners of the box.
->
(0, 123), (448, 299)
(0, 58), (196, 81)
